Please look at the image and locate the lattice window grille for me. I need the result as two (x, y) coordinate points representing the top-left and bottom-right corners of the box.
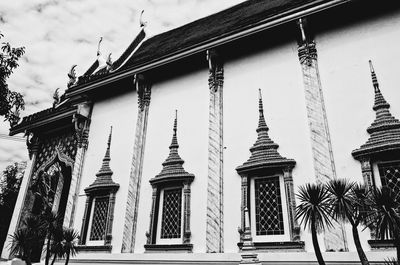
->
(379, 162), (400, 201)
(161, 188), (182, 239)
(255, 176), (285, 236)
(89, 196), (109, 241)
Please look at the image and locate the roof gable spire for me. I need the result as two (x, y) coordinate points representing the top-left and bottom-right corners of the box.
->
(369, 60), (390, 111)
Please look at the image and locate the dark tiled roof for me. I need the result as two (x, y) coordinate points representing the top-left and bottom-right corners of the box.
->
(236, 90), (295, 174)
(122, 0), (326, 71)
(68, 0), (336, 90)
(149, 112), (194, 186)
(352, 63), (400, 159)
(10, 103), (77, 135)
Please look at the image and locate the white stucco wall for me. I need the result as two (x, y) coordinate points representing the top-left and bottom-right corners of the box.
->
(70, 5), (400, 259)
(73, 89), (138, 253)
(317, 8), (400, 252)
(133, 67), (209, 253)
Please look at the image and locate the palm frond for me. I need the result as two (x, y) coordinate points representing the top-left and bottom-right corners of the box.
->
(326, 179), (355, 223)
(62, 228), (80, 258)
(296, 183), (333, 233)
(365, 187), (400, 241)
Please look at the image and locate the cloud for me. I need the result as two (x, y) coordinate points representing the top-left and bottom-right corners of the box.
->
(0, 0), (243, 168)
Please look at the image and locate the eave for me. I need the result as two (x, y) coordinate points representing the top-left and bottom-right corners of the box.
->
(9, 107), (77, 136)
(64, 0), (352, 99)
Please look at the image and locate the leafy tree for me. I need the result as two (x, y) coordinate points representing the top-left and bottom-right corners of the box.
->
(366, 187), (400, 262)
(296, 183), (333, 265)
(0, 31), (25, 127)
(327, 179), (370, 265)
(0, 162), (24, 255)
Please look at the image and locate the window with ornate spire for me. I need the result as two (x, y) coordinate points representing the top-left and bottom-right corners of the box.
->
(144, 111), (195, 252)
(79, 127), (119, 249)
(236, 90), (303, 251)
(352, 61), (400, 248)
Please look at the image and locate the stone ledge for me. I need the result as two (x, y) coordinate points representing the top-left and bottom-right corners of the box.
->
(237, 241), (305, 252)
(368, 239), (395, 249)
(76, 245), (112, 252)
(144, 244), (193, 253)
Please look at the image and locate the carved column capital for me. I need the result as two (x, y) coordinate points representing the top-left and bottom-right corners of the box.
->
(25, 131), (40, 159)
(297, 18), (317, 66)
(207, 49), (224, 92)
(134, 74), (152, 111)
(73, 102), (92, 149)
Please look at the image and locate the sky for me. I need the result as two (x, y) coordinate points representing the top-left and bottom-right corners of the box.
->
(0, 0), (244, 172)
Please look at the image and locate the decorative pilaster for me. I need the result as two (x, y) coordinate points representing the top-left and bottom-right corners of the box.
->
(106, 192), (117, 245)
(283, 168), (300, 241)
(122, 74), (151, 252)
(64, 103), (92, 228)
(183, 182), (191, 244)
(360, 157), (374, 190)
(146, 187), (158, 245)
(297, 18), (347, 251)
(239, 207), (261, 265)
(1, 153), (37, 258)
(79, 196), (92, 245)
(206, 49), (224, 253)
(239, 176), (248, 242)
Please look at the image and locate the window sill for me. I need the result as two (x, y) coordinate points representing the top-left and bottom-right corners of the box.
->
(144, 243), (193, 253)
(76, 245), (112, 252)
(237, 241), (305, 252)
(368, 239), (395, 249)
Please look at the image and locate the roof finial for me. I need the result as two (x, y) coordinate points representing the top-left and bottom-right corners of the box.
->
(258, 88), (263, 114)
(298, 18), (307, 43)
(170, 110), (179, 149)
(369, 60), (379, 92)
(140, 10), (147, 28)
(97, 37), (103, 56)
(107, 126), (112, 149)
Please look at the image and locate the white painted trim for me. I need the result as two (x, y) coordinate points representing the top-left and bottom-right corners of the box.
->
(86, 197), (107, 246)
(156, 187), (184, 244)
(250, 175), (290, 243)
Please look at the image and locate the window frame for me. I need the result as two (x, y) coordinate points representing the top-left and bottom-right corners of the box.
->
(156, 186), (184, 244)
(86, 195), (109, 246)
(250, 174), (290, 243)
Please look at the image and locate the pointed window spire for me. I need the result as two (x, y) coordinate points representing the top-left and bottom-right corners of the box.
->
(352, 62), (400, 159)
(150, 111), (195, 182)
(236, 90), (295, 174)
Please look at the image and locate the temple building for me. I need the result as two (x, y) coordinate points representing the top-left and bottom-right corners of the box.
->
(2, 0), (400, 263)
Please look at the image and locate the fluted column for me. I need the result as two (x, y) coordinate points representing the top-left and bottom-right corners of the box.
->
(122, 74), (151, 252)
(239, 176), (248, 242)
(105, 192), (117, 245)
(206, 49), (224, 253)
(297, 18), (347, 251)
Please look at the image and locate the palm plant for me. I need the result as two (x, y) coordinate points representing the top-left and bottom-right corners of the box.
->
(41, 206), (62, 265)
(9, 215), (44, 265)
(327, 179), (369, 265)
(62, 228), (79, 265)
(366, 187), (400, 262)
(50, 226), (64, 265)
(296, 183), (333, 265)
